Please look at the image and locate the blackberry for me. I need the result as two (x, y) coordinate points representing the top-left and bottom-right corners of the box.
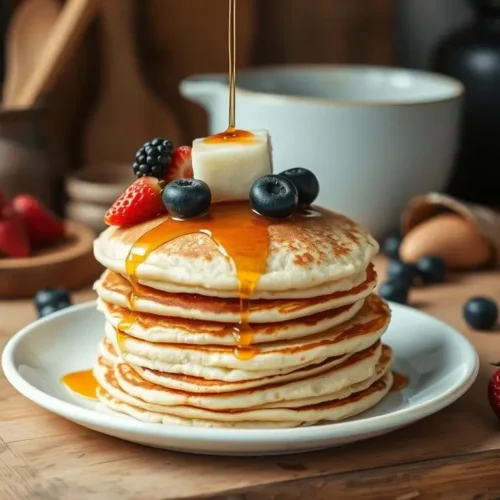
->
(133, 138), (174, 179)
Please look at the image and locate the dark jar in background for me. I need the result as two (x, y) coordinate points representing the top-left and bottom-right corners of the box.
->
(432, 0), (500, 206)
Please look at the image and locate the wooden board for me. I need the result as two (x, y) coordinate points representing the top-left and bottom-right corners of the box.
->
(1, 257), (500, 499)
(83, 0), (180, 164)
(0, 220), (102, 298)
(2, 0), (62, 106)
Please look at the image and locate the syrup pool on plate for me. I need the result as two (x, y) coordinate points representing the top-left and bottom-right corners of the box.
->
(390, 371), (409, 392)
(61, 369), (98, 400)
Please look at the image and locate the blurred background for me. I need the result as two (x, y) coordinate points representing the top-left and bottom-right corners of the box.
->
(0, 0), (475, 162)
(2, 0), (499, 269)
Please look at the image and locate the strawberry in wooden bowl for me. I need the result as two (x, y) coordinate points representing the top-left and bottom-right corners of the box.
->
(0, 191), (100, 299)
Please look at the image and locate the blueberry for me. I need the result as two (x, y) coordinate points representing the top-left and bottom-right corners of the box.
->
(387, 260), (416, 287)
(162, 179), (211, 219)
(416, 256), (446, 284)
(279, 168), (319, 205)
(250, 175), (298, 218)
(464, 297), (498, 330)
(378, 280), (409, 305)
(39, 301), (70, 318)
(34, 288), (71, 312)
(382, 234), (402, 260)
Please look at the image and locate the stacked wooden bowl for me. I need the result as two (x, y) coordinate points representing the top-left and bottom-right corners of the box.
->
(66, 164), (135, 233)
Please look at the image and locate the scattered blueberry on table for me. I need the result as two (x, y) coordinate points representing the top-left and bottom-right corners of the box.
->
(378, 280), (409, 305)
(387, 260), (416, 288)
(463, 297), (498, 331)
(415, 256), (447, 285)
(162, 179), (212, 219)
(382, 234), (402, 260)
(34, 288), (71, 318)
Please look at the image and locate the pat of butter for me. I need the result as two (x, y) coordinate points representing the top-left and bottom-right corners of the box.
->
(192, 129), (273, 203)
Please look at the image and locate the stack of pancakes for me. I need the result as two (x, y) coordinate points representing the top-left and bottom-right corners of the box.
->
(92, 207), (393, 428)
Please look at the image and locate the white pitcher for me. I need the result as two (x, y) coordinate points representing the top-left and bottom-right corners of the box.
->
(180, 65), (463, 239)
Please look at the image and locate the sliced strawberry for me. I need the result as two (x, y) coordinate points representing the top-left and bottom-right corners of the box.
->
(12, 195), (65, 247)
(164, 146), (193, 184)
(0, 204), (31, 257)
(105, 177), (166, 227)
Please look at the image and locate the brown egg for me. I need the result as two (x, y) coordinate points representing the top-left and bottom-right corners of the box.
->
(399, 213), (493, 269)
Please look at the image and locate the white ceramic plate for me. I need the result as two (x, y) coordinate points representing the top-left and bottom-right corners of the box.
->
(2, 301), (478, 456)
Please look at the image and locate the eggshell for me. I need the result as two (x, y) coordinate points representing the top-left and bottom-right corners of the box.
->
(400, 213), (493, 269)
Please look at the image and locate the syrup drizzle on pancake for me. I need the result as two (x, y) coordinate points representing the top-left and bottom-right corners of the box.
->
(120, 0), (265, 359)
(122, 202), (271, 359)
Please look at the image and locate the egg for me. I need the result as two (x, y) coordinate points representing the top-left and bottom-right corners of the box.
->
(399, 213), (493, 270)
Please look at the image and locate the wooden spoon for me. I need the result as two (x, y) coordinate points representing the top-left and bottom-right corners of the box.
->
(83, 0), (181, 164)
(12, 0), (99, 108)
(2, 0), (61, 106)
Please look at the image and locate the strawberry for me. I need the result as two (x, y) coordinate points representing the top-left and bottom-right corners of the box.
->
(12, 195), (65, 246)
(0, 204), (31, 257)
(105, 177), (166, 227)
(164, 146), (193, 184)
(488, 365), (500, 419)
(0, 188), (6, 212)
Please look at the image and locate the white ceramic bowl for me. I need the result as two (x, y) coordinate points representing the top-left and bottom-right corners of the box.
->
(180, 65), (463, 239)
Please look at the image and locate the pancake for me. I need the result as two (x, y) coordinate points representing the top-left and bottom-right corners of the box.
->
(89, 193), (394, 428)
(100, 336), (119, 364)
(100, 335), (313, 382)
(94, 264), (377, 323)
(137, 268), (368, 299)
(97, 387), (299, 428)
(106, 294), (389, 376)
(109, 342), (384, 410)
(93, 204), (379, 293)
(100, 336), (365, 394)
(95, 355), (393, 427)
(97, 296), (365, 345)
(95, 348), (392, 420)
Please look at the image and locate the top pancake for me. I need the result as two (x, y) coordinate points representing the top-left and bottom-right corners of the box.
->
(94, 203), (378, 294)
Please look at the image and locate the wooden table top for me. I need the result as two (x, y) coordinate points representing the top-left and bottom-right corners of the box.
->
(1, 258), (500, 500)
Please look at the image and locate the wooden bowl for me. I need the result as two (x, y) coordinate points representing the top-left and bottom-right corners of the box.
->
(66, 163), (135, 206)
(66, 201), (107, 234)
(0, 220), (102, 299)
